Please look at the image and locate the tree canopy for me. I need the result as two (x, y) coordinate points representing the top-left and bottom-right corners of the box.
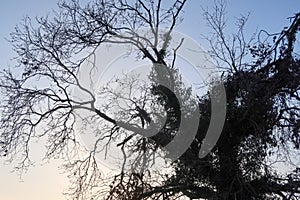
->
(0, 0), (299, 199)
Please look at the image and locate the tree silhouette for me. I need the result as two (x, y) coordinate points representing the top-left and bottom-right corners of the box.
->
(0, 0), (299, 199)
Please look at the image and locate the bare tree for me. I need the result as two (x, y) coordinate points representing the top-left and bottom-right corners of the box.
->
(1, 0), (300, 199)
(0, 0), (195, 199)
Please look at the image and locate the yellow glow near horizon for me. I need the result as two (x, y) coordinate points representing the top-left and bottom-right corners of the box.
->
(0, 160), (68, 200)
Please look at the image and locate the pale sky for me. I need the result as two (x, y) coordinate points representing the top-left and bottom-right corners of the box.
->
(0, 1), (299, 200)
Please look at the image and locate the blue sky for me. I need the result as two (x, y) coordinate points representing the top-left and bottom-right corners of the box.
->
(0, 1), (299, 200)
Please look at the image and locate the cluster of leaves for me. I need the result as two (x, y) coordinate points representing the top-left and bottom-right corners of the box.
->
(162, 12), (300, 199)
